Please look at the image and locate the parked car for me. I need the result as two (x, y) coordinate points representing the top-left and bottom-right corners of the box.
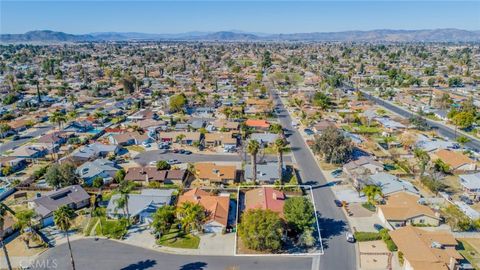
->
(304, 128), (314, 136)
(179, 149), (185, 154)
(346, 232), (355, 243)
(142, 142), (151, 148)
(373, 224), (384, 231)
(460, 195), (473, 205)
(149, 161), (157, 166)
(167, 159), (178, 165)
(172, 149), (179, 153)
(184, 150), (192, 155)
(334, 199), (343, 207)
(331, 169), (343, 178)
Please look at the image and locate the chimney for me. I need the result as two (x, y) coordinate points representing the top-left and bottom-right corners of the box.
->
(272, 193), (277, 200)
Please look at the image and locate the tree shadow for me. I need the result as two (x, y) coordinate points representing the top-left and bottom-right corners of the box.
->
(317, 216), (349, 250)
(179, 262), (208, 270)
(120, 259), (157, 270)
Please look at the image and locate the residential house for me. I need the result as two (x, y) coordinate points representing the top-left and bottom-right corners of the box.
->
(245, 119), (270, 131)
(250, 133), (279, 146)
(106, 189), (175, 224)
(377, 192), (441, 229)
(458, 173), (480, 200)
(212, 120), (239, 132)
(194, 162), (237, 185)
(124, 167), (187, 185)
(244, 187), (285, 217)
(343, 156), (384, 188)
(431, 149), (477, 172)
(76, 158), (118, 185)
(109, 131), (151, 146)
(10, 144), (48, 160)
(366, 172), (419, 196)
(158, 131), (202, 145)
(37, 132), (70, 153)
(244, 162), (280, 184)
(389, 226), (462, 270)
(64, 142), (120, 165)
(312, 120), (336, 134)
(0, 156), (27, 175)
(204, 132), (237, 149)
(28, 185), (90, 226)
(375, 117), (406, 131)
(127, 109), (158, 121)
(178, 188), (230, 233)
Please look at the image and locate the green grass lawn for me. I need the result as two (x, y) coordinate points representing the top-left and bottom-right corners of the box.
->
(158, 229), (200, 249)
(458, 239), (480, 270)
(84, 217), (99, 236)
(126, 145), (146, 153)
(95, 217), (128, 239)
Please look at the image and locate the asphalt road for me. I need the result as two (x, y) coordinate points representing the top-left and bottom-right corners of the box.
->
(0, 124), (53, 153)
(34, 238), (313, 270)
(361, 90), (480, 151)
(134, 150), (291, 166)
(272, 91), (357, 270)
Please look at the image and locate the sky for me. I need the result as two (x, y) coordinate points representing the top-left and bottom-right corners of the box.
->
(1, 1), (479, 34)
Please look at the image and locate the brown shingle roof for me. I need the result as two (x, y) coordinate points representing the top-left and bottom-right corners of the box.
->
(178, 188), (229, 227)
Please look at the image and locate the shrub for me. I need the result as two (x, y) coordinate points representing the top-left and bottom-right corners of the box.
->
(354, 231), (382, 242)
(420, 176), (446, 194)
(361, 202), (376, 212)
(379, 228), (397, 251)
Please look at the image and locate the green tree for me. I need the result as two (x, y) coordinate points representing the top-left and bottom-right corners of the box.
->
(433, 159), (450, 174)
(362, 185), (383, 205)
(151, 205), (176, 238)
(413, 148), (430, 177)
(456, 136), (471, 148)
(113, 169), (126, 183)
(114, 180), (135, 224)
(0, 204), (14, 270)
(247, 140), (260, 184)
(284, 197), (315, 233)
(49, 111), (68, 130)
(313, 127), (353, 164)
(156, 160), (171, 170)
(273, 138), (287, 182)
(92, 177), (103, 188)
(169, 94), (187, 113)
(452, 111), (475, 129)
(269, 123), (283, 134)
(45, 163), (79, 188)
(53, 206), (76, 270)
(176, 201), (206, 233)
(312, 92), (331, 110)
(14, 210), (37, 249)
(261, 51), (272, 69)
(238, 209), (283, 252)
(0, 124), (11, 139)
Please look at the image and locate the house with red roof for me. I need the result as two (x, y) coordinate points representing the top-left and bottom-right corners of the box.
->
(245, 119), (270, 130)
(244, 187), (285, 217)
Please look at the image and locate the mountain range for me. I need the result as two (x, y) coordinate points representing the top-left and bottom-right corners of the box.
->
(1, 29), (479, 43)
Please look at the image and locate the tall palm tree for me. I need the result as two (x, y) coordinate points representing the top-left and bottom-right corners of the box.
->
(247, 140), (260, 184)
(68, 94), (77, 107)
(176, 202), (206, 233)
(50, 111), (68, 131)
(0, 204), (15, 270)
(273, 138), (286, 183)
(53, 206), (75, 270)
(114, 180), (134, 224)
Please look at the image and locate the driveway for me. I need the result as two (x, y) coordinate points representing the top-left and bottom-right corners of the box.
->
(34, 238), (313, 270)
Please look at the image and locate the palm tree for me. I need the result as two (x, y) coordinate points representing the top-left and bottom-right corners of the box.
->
(247, 140), (260, 184)
(53, 206), (76, 270)
(413, 148), (430, 177)
(273, 138), (286, 183)
(50, 111), (68, 130)
(362, 185), (383, 205)
(176, 202), (206, 233)
(68, 94), (77, 107)
(0, 204), (15, 270)
(114, 180), (134, 224)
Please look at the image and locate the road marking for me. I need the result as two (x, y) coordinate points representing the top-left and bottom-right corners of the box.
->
(311, 255), (321, 270)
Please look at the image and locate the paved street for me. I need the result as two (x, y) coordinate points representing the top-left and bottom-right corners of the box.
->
(134, 150), (291, 166)
(34, 238), (313, 270)
(361, 90), (480, 151)
(272, 91), (357, 270)
(0, 124), (53, 153)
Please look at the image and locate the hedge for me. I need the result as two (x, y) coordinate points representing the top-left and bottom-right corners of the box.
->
(354, 231), (382, 242)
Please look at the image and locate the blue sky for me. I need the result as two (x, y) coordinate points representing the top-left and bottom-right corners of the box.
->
(1, 1), (479, 34)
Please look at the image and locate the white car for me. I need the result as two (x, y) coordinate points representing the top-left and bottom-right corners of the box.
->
(142, 141), (151, 148)
(167, 159), (178, 165)
(149, 161), (157, 166)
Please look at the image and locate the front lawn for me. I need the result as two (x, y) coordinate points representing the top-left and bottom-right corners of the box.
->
(158, 229), (200, 249)
(95, 217), (128, 239)
(126, 145), (146, 153)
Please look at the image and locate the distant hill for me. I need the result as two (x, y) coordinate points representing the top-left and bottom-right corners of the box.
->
(1, 29), (479, 43)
